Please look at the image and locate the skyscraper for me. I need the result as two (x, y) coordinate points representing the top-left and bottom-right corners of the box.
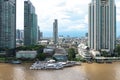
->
(24, 0), (38, 46)
(0, 0), (16, 49)
(16, 29), (21, 40)
(53, 19), (58, 44)
(16, 29), (24, 40)
(88, 0), (116, 53)
(40, 32), (43, 39)
(38, 27), (41, 41)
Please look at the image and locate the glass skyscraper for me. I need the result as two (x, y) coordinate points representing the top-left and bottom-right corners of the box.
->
(0, 0), (16, 49)
(16, 29), (24, 40)
(53, 19), (58, 44)
(24, 0), (38, 46)
(88, 0), (116, 53)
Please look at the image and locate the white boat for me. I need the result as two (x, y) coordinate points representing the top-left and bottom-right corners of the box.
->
(44, 63), (63, 69)
(29, 61), (81, 70)
(11, 60), (21, 64)
(30, 61), (63, 70)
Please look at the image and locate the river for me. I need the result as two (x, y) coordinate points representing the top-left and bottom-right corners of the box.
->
(0, 62), (120, 80)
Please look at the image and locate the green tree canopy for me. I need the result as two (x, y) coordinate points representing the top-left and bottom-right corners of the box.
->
(68, 48), (76, 60)
(36, 53), (46, 61)
(115, 44), (120, 56)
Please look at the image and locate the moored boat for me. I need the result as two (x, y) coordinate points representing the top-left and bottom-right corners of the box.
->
(10, 60), (21, 64)
(29, 61), (81, 70)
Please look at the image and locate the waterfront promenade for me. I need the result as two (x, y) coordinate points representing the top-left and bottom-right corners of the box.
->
(0, 62), (120, 80)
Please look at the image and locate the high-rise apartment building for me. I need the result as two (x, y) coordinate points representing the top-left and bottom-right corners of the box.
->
(53, 19), (58, 44)
(40, 32), (43, 39)
(24, 0), (38, 46)
(16, 29), (21, 40)
(88, 0), (116, 53)
(0, 0), (16, 49)
(38, 26), (41, 41)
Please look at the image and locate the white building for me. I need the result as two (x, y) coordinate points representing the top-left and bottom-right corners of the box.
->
(78, 44), (91, 59)
(88, 0), (116, 53)
(43, 48), (54, 56)
(38, 40), (49, 45)
(89, 50), (101, 58)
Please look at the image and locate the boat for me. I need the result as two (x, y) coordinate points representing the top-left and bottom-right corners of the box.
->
(29, 61), (81, 70)
(75, 62), (81, 65)
(58, 62), (67, 67)
(96, 60), (104, 63)
(63, 61), (75, 67)
(44, 63), (63, 70)
(30, 62), (63, 70)
(10, 60), (21, 64)
(105, 60), (112, 63)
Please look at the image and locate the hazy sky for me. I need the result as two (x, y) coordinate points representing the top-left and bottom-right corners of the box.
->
(17, 0), (120, 37)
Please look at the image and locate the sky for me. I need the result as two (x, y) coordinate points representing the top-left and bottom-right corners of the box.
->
(17, 0), (120, 37)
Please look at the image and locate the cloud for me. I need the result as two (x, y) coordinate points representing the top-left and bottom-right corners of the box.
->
(16, 0), (119, 37)
(16, 0), (24, 29)
(67, 24), (87, 31)
(32, 0), (89, 34)
(116, 0), (120, 22)
(83, 15), (88, 24)
(117, 15), (120, 22)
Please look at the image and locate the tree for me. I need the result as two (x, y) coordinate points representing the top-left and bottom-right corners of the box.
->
(36, 53), (46, 61)
(115, 44), (120, 56)
(6, 48), (16, 57)
(101, 51), (108, 57)
(68, 48), (76, 60)
(16, 45), (45, 51)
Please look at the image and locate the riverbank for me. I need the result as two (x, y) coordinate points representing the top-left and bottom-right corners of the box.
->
(0, 58), (5, 63)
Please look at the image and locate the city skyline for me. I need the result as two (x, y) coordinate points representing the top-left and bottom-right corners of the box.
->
(17, 0), (120, 37)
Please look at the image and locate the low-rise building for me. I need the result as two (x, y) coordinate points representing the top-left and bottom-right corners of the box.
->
(53, 54), (68, 61)
(38, 40), (49, 45)
(0, 51), (6, 56)
(16, 51), (37, 59)
(43, 48), (54, 56)
(53, 48), (68, 61)
(90, 50), (101, 58)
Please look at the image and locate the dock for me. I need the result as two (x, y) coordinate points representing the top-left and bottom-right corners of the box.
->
(30, 61), (81, 70)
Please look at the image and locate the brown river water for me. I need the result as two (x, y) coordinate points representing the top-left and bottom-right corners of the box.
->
(0, 62), (120, 80)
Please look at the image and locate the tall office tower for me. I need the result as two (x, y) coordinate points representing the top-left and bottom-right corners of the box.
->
(38, 26), (41, 41)
(16, 29), (21, 40)
(0, 0), (16, 49)
(85, 33), (88, 37)
(88, 0), (116, 53)
(53, 19), (58, 44)
(16, 29), (24, 40)
(40, 32), (43, 39)
(24, 0), (38, 46)
(20, 30), (24, 40)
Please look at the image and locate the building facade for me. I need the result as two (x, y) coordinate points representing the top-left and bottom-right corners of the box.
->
(16, 51), (37, 59)
(40, 32), (43, 39)
(88, 0), (116, 53)
(38, 26), (42, 41)
(0, 0), (16, 49)
(24, 0), (38, 46)
(53, 19), (58, 44)
(16, 29), (24, 40)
